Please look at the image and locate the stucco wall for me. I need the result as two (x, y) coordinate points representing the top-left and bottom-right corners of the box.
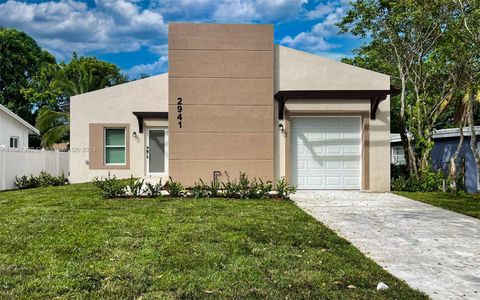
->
(431, 137), (479, 193)
(0, 109), (32, 148)
(274, 45), (391, 192)
(69, 74), (168, 183)
(168, 23), (274, 186)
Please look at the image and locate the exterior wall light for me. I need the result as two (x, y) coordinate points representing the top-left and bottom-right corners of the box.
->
(279, 124), (284, 132)
(132, 131), (137, 137)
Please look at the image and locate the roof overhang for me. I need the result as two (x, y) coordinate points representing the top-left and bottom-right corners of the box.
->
(275, 86), (400, 120)
(132, 111), (168, 133)
(0, 103), (39, 135)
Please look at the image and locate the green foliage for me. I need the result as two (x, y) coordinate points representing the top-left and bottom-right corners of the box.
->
(0, 183), (428, 299)
(275, 177), (297, 199)
(35, 107), (69, 147)
(397, 191), (480, 219)
(35, 53), (128, 147)
(221, 173), (240, 199)
(0, 27), (56, 123)
(190, 179), (210, 198)
(14, 175), (39, 189)
(339, 0), (480, 177)
(127, 176), (144, 197)
(391, 164), (409, 181)
(14, 171), (67, 189)
(208, 179), (221, 198)
(392, 169), (444, 192)
(53, 53), (127, 98)
(37, 171), (67, 187)
(164, 177), (185, 197)
(255, 178), (273, 199)
(92, 174), (127, 198)
(144, 180), (163, 198)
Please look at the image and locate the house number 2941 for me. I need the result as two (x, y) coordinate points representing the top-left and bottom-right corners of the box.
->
(177, 97), (183, 128)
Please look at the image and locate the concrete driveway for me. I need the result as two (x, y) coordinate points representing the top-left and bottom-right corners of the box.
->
(292, 191), (480, 300)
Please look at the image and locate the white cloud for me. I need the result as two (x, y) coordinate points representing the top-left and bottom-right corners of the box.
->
(280, 1), (350, 54)
(124, 55), (168, 78)
(150, 0), (307, 23)
(281, 32), (338, 52)
(0, 0), (168, 57)
(306, 2), (337, 20)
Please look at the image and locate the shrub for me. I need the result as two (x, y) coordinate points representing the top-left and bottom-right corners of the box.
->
(275, 177), (296, 199)
(14, 172), (67, 189)
(191, 179), (210, 198)
(127, 176), (144, 196)
(391, 164), (409, 180)
(164, 177), (185, 197)
(38, 171), (67, 187)
(14, 175), (39, 189)
(222, 173), (240, 198)
(208, 179), (221, 198)
(391, 169), (444, 192)
(92, 174), (127, 198)
(238, 172), (257, 199)
(256, 178), (273, 199)
(145, 180), (163, 197)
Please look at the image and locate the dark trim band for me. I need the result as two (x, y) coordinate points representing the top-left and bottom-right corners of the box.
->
(132, 111), (168, 133)
(275, 86), (399, 120)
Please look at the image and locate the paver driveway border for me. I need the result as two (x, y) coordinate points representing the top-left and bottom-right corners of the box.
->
(291, 191), (480, 300)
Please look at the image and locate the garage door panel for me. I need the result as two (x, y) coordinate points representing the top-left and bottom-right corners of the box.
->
(291, 117), (361, 190)
(325, 160), (341, 170)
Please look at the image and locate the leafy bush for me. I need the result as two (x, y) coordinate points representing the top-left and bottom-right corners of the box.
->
(208, 179), (221, 198)
(391, 169), (444, 192)
(145, 180), (163, 197)
(275, 177), (296, 199)
(164, 177), (185, 197)
(391, 164), (409, 180)
(238, 172), (256, 199)
(38, 171), (67, 187)
(256, 178), (273, 199)
(222, 173), (240, 199)
(92, 174), (127, 198)
(191, 179), (210, 198)
(14, 171), (67, 189)
(127, 176), (144, 196)
(220, 172), (274, 199)
(14, 175), (39, 189)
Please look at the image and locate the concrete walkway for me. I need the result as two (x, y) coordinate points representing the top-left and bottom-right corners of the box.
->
(292, 191), (480, 300)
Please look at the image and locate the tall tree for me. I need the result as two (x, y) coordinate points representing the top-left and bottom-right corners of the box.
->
(452, 0), (480, 179)
(36, 54), (127, 147)
(339, 0), (456, 177)
(0, 27), (56, 122)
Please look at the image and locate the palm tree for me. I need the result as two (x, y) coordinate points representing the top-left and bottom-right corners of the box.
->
(36, 61), (120, 147)
(36, 107), (69, 148)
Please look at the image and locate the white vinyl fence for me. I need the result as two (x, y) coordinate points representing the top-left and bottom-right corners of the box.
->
(0, 148), (69, 190)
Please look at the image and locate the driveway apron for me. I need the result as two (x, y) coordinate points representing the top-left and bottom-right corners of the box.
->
(292, 191), (480, 299)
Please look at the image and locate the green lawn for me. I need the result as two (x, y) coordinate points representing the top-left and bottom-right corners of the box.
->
(396, 191), (480, 219)
(0, 184), (427, 299)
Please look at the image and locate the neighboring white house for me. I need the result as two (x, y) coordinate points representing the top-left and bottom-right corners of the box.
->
(0, 103), (39, 148)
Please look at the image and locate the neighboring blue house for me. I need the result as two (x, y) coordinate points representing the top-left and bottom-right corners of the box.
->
(391, 127), (480, 193)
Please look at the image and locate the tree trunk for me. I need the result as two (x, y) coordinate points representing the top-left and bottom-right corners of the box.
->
(467, 87), (480, 189)
(449, 115), (466, 192)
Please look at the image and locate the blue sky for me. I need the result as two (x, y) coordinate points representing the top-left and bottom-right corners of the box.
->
(0, 0), (362, 78)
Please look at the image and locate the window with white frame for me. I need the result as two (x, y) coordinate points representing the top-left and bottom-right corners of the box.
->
(104, 128), (126, 165)
(9, 136), (19, 148)
(391, 145), (406, 165)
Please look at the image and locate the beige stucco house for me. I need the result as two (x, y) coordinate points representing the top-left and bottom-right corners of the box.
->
(70, 23), (395, 191)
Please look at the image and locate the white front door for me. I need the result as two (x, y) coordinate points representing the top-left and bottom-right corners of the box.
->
(146, 128), (168, 176)
(291, 116), (362, 190)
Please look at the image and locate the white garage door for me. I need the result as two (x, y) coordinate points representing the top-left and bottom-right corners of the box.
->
(291, 117), (362, 189)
